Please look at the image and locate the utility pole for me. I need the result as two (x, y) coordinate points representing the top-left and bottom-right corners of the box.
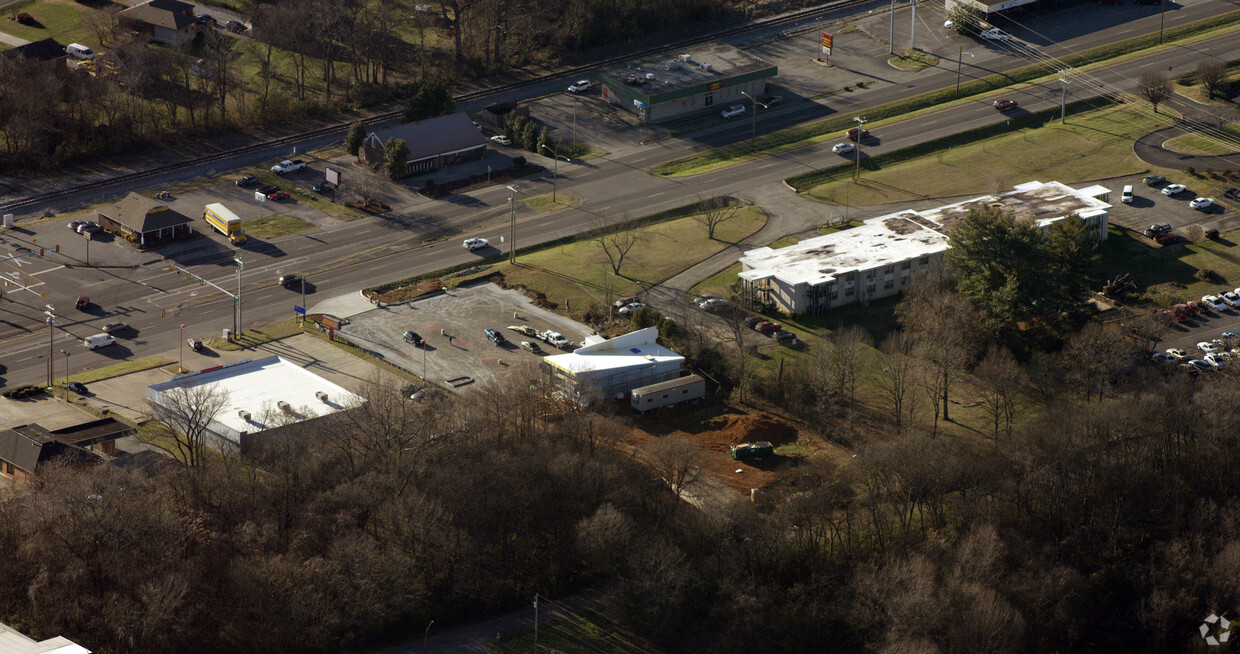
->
(889, 0), (896, 54)
(852, 116), (867, 182)
(300, 274), (306, 324)
(507, 184), (524, 264)
(1059, 69), (1071, 124)
(909, 0), (917, 53)
(1159, 0), (1166, 43)
(44, 313), (55, 386)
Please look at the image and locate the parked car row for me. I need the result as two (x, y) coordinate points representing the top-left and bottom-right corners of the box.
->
(1152, 178), (1215, 211)
(505, 324), (571, 350)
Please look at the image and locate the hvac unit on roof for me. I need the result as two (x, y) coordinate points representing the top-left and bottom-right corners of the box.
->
(315, 391), (329, 403)
(277, 400), (292, 413)
(238, 410), (251, 421)
(645, 72), (655, 80)
(666, 60), (680, 70)
(679, 54), (692, 63)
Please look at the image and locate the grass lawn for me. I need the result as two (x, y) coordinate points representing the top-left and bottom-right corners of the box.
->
(889, 50), (939, 71)
(57, 357), (175, 385)
(499, 206), (766, 320)
(0, 0), (96, 48)
(210, 317), (305, 351)
(243, 214), (315, 238)
(690, 262), (743, 301)
(769, 236), (798, 248)
(1095, 225), (1240, 306)
(525, 192), (583, 212)
(1163, 121), (1240, 156)
(803, 103), (1167, 205)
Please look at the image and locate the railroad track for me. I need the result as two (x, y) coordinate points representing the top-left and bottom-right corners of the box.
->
(0, 0), (867, 215)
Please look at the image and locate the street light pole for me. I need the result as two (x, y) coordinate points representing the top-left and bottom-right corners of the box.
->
(234, 257), (244, 337)
(1159, 0), (1166, 43)
(506, 184), (523, 264)
(740, 91), (767, 141)
(423, 620), (434, 654)
(46, 316), (54, 386)
(1059, 69), (1071, 124)
(180, 323), (186, 372)
(533, 594), (539, 654)
(60, 349), (69, 385)
(539, 144), (560, 203)
(852, 116), (867, 182)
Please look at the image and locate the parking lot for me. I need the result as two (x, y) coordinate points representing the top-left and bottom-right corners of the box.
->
(1104, 173), (1239, 237)
(337, 283), (592, 392)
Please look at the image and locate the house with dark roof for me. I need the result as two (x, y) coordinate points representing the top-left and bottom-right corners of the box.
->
(118, 0), (199, 48)
(360, 112), (488, 177)
(97, 192), (194, 247)
(0, 38), (68, 70)
(0, 418), (134, 485)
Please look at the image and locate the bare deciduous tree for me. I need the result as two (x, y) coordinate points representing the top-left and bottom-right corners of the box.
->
(592, 214), (645, 275)
(1196, 59), (1229, 100)
(644, 437), (702, 505)
(1203, 103), (1240, 131)
(975, 345), (1023, 444)
(84, 5), (122, 47)
(692, 196), (741, 240)
(826, 326), (872, 409)
(896, 271), (983, 425)
(878, 330), (917, 428)
(1138, 70), (1173, 113)
(149, 382), (231, 466)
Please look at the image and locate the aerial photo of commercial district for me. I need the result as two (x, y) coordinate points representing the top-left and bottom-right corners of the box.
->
(0, 0), (1238, 651)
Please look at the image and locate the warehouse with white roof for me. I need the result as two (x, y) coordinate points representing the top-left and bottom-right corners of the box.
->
(541, 327), (685, 398)
(147, 356), (363, 453)
(739, 180), (1110, 315)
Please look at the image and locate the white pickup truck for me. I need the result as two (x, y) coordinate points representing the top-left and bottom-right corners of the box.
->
(271, 159), (305, 174)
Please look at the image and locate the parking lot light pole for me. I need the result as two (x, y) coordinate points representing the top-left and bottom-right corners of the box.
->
(60, 349), (69, 385)
(180, 323), (186, 373)
(740, 91), (767, 141)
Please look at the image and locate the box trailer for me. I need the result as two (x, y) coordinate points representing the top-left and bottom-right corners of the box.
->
(204, 203), (247, 245)
(630, 374), (704, 413)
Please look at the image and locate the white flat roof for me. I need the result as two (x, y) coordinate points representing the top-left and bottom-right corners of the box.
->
(148, 356), (362, 433)
(739, 216), (949, 287)
(739, 181), (1110, 287)
(0, 623), (90, 654)
(544, 327), (683, 376)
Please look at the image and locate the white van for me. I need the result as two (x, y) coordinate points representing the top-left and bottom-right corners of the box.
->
(1121, 185), (1134, 203)
(67, 43), (95, 60)
(83, 334), (115, 350)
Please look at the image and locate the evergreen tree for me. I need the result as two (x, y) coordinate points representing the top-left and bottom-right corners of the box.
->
(344, 122), (367, 159)
(384, 138), (410, 179)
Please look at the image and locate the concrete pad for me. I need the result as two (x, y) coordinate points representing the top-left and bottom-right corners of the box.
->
(308, 290), (377, 319)
(0, 393), (99, 431)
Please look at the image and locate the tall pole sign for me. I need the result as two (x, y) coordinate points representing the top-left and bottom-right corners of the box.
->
(820, 33), (833, 63)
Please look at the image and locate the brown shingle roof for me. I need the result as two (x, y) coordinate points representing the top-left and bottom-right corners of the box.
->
(368, 113), (488, 163)
(100, 192), (193, 233)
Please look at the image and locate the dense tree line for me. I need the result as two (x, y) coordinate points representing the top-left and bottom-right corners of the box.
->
(3, 267), (1240, 653)
(0, 0), (749, 171)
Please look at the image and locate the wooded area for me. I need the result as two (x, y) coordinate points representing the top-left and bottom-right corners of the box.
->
(0, 0), (737, 170)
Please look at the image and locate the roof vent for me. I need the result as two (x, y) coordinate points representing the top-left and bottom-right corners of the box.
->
(666, 60), (679, 70)
(238, 410), (251, 421)
(679, 54), (692, 62)
(315, 391), (329, 402)
(645, 72), (655, 80)
(277, 401), (292, 413)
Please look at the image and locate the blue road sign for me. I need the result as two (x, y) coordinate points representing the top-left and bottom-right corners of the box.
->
(294, 305), (306, 315)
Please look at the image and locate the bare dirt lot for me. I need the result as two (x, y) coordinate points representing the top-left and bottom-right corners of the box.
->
(338, 282), (592, 392)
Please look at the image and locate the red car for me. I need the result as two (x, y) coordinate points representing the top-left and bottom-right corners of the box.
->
(846, 127), (870, 141)
(755, 321), (782, 334)
(1174, 303), (1196, 318)
(267, 191), (290, 201)
(75, 296), (90, 310)
(1161, 309), (1188, 324)
(993, 99), (1018, 111)
(1153, 232), (1177, 245)
(1186, 301), (1205, 315)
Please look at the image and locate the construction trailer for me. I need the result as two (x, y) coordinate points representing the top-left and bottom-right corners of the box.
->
(630, 374), (705, 413)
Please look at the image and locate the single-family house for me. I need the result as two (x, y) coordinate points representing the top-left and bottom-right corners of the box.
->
(118, 0), (200, 48)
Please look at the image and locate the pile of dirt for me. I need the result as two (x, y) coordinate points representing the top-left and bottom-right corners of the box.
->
(621, 412), (801, 492)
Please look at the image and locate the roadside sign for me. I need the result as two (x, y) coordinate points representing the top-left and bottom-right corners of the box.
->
(821, 32), (833, 56)
(294, 305), (305, 315)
